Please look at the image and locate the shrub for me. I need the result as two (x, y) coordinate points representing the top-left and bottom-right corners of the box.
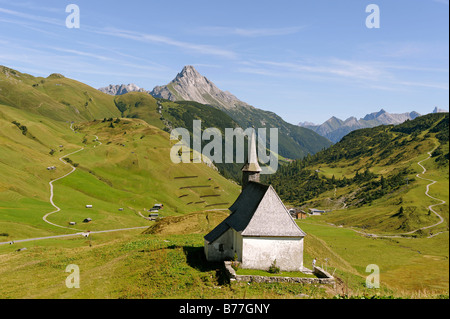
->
(231, 253), (240, 271)
(231, 262), (240, 271)
(268, 259), (280, 274)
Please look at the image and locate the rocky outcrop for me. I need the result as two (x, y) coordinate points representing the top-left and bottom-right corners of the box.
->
(150, 65), (248, 110)
(300, 109), (422, 143)
(98, 83), (147, 96)
(151, 65), (333, 159)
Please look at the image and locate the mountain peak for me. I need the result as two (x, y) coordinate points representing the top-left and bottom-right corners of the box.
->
(150, 65), (247, 110)
(98, 83), (147, 96)
(303, 109), (423, 143)
(433, 106), (448, 113)
(181, 65), (199, 74)
(177, 65), (202, 79)
(363, 109), (388, 121)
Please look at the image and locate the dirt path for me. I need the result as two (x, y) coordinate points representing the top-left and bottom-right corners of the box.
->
(42, 147), (84, 231)
(410, 147), (446, 234)
(0, 226), (148, 246)
(1, 126), (149, 245)
(42, 131), (102, 229)
(318, 146), (447, 240)
(375, 146), (447, 238)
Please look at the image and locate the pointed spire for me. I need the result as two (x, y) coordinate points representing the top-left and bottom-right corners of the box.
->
(242, 129), (261, 172)
(241, 129), (261, 190)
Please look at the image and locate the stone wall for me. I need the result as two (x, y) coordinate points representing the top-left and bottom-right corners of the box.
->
(224, 262), (335, 286)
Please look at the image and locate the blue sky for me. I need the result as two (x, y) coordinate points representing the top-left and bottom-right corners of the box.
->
(0, 0), (448, 124)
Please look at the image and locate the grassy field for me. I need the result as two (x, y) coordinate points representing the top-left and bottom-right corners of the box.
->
(0, 215), (329, 299)
(0, 209), (447, 299)
(299, 218), (449, 296)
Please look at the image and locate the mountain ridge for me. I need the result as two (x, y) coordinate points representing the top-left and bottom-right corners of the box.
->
(151, 65), (250, 110)
(267, 112), (449, 236)
(299, 109), (426, 143)
(149, 65), (332, 159)
(99, 83), (147, 96)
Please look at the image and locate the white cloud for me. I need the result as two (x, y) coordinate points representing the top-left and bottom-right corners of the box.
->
(94, 27), (238, 60)
(0, 7), (62, 26)
(0, 6), (238, 60)
(397, 81), (449, 90)
(248, 59), (388, 81)
(238, 58), (449, 92)
(193, 26), (304, 37)
(433, 0), (449, 5)
(0, 0), (60, 13)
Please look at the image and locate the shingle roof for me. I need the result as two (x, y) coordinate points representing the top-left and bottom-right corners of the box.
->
(204, 182), (306, 243)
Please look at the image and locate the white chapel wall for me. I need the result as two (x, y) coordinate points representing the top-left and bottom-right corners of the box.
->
(241, 237), (304, 271)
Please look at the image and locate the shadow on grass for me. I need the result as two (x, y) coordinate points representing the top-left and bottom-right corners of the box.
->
(182, 246), (230, 285)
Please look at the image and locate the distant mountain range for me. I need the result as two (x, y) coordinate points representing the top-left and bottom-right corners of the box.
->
(97, 67), (448, 148)
(98, 83), (147, 95)
(99, 65), (332, 160)
(268, 111), (449, 220)
(299, 107), (448, 143)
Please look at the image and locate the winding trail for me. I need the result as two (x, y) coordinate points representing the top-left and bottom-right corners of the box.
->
(318, 146), (447, 240)
(376, 146), (447, 238)
(42, 147), (84, 231)
(0, 126), (150, 246)
(358, 147), (446, 239)
(42, 132), (103, 229)
(0, 226), (148, 246)
(410, 147), (446, 235)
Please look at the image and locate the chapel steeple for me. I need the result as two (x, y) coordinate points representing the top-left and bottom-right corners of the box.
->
(241, 129), (262, 190)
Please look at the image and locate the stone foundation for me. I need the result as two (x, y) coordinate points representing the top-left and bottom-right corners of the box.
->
(224, 261), (335, 286)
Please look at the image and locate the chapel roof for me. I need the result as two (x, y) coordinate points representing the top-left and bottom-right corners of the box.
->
(204, 182), (306, 243)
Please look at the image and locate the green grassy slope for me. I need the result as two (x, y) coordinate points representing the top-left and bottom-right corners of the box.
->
(0, 109), (447, 298)
(1, 66), (296, 183)
(0, 65), (446, 299)
(0, 211), (447, 298)
(0, 104), (240, 241)
(0, 66), (120, 122)
(299, 218), (449, 296)
(114, 92), (165, 130)
(266, 113), (449, 236)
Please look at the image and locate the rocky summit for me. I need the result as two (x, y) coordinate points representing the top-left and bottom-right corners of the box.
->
(98, 83), (147, 96)
(300, 109), (423, 143)
(151, 65), (248, 110)
(150, 65), (333, 159)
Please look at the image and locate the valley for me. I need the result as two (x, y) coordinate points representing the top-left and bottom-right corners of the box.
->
(0, 65), (448, 299)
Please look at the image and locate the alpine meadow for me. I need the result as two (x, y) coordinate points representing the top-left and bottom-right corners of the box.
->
(0, 0), (448, 305)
